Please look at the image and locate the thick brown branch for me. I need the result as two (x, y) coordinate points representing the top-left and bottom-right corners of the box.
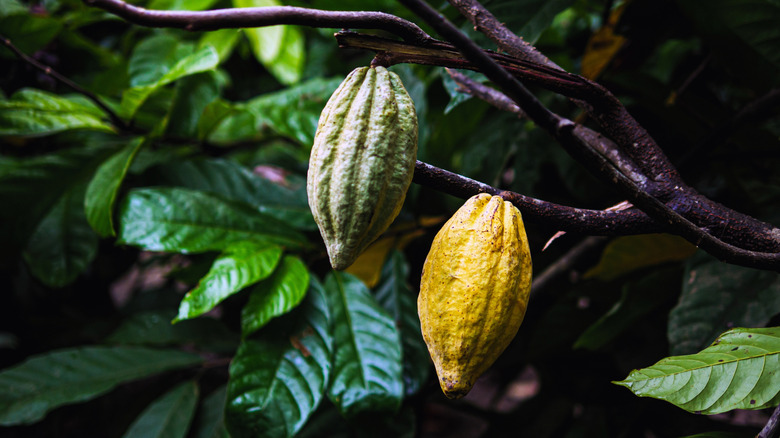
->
(84, 0), (432, 42)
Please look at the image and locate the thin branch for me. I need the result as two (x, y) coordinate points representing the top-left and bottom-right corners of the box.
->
(1, 34), (128, 130)
(758, 404), (780, 438)
(530, 236), (608, 298)
(84, 0), (432, 43)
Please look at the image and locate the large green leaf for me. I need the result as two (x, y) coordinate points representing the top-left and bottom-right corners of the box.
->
(22, 182), (98, 287)
(127, 34), (190, 87)
(0, 346), (202, 426)
(242, 255), (310, 337)
(198, 29), (242, 63)
(165, 72), (221, 138)
(373, 250), (429, 396)
(614, 327), (780, 414)
(123, 381), (199, 438)
(668, 253), (780, 355)
(0, 141), (115, 266)
(194, 385), (230, 438)
(324, 271), (404, 417)
(0, 88), (114, 137)
(233, 0), (305, 85)
(226, 276), (332, 438)
(85, 137), (146, 237)
(175, 241), (283, 322)
(207, 76), (341, 145)
(149, 158), (316, 230)
(117, 187), (307, 253)
(121, 45), (219, 118)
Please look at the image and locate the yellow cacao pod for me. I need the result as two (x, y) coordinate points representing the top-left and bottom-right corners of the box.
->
(418, 193), (532, 399)
(307, 66), (418, 270)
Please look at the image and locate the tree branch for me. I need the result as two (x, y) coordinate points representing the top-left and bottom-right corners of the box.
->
(758, 404), (780, 438)
(84, 0), (432, 43)
(1, 34), (128, 130)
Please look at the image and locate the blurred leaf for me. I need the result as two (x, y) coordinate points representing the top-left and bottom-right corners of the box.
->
(148, 0), (218, 10)
(194, 385), (230, 438)
(581, 3), (627, 79)
(678, 0), (780, 84)
(23, 182), (98, 287)
(574, 268), (680, 351)
(373, 251), (429, 396)
(0, 346), (202, 426)
(243, 76), (341, 145)
(175, 241), (283, 322)
(0, 0), (26, 17)
(149, 158), (316, 230)
(123, 381), (199, 438)
(324, 271), (403, 417)
(165, 72), (221, 138)
(668, 253), (780, 355)
(482, 0), (576, 43)
(107, 310), (239, 353)
(117, 187), (307, 253)
(226, 276), (332, 438)
(0, 141), (114, 266)
(614, 327), (780, 414)
(122, 45), (219, 118)
(198, 29), (242, 63)
(584, 234), (697, 281)
(85, 137), (146, 237)
(128, 34), (190, 87)
(241, 255), (310, 337)
(0, 13), (61, 56)
(0, 89), (114, 137)
(234, 0), (305, 85)
(196, 98), (237, 140)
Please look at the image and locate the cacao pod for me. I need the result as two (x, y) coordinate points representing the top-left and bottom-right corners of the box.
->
(418, 193), (532, 399)
(307, 66), (418, 270)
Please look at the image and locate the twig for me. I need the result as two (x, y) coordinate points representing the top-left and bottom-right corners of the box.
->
(84, 0), (432, 43)
(530, 236), (608, 297)
(758, 404), (780, 438)
(1, 34), (128, 130)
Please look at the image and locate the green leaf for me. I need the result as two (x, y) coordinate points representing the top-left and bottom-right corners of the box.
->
(373, 251), (429, 396)
(0, 88), (114, 137)
(614, 327), (780, 414)
(122, 45), (219, 118)
(226, 276), (332, 438)
(117, 187), (307, 253)
(123, 381), (199, 438)
(149, 158), (315, 230)
(234, 0), (305, 85)
(85, 137), (146, 237)
(242, 255), (310, 337)
(127, 34), (188, 87)
(574, 268), (681, 351)
(148, 0), (219, 11)
(0, 13), (61, 55)
(668, 253), (780, 355)
(194, 385), (230, 438)
(107, 310), (239, 353)
(584, 234), (697, 282)
(175, 241), (283, 322)
(198, 29), (242, 63)
(165, 73), (221, 138)
(243, 76), (342, 145)
(324, 271), (403, 417)
(22, 182), (98, 287)
(482, 0), (575, 43)
(0, 346), (202, 426)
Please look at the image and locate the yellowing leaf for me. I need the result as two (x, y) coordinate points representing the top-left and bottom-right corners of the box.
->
(584, 234), (697, 281)
(581, 3), (628, 80)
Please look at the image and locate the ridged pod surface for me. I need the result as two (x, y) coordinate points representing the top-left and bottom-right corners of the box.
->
(307, 66), (418, 270)
(418, 193), (532, 399)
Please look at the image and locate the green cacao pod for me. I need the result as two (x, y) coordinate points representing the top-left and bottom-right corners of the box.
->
(418, 193), (532, 399)
(307, 66), (418, 270)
